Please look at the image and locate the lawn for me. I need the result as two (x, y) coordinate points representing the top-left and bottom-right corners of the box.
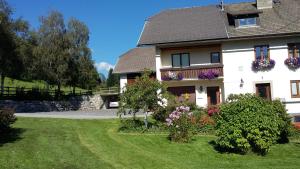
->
(0, 118), (300, 169)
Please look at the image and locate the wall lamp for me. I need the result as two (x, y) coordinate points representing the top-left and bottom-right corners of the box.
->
(199, 86), (203, 93)
(240, 78), (244, 88)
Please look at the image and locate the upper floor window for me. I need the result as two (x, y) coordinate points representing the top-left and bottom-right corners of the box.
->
(291, 80), (300, 98)
(172, 53), (190, 68)
(211, 52), (221, 63)
(252, 45), (275, 71)
(255, 45), (269, 61)
(288, 43), (300, 58)
(238, 17), (257, 27)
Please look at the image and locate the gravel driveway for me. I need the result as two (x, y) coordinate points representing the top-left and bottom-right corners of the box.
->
(15, 109), (144, 119)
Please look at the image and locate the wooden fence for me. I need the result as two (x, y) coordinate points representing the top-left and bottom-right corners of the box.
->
(0, 86), (92, 101)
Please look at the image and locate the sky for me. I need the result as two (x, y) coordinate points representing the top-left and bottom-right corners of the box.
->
(9, 0), (250, 77)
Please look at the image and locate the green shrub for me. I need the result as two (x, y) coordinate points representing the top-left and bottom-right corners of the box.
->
(215, 94), (289, 155)
(118, 118), (166, 133)
(271, 100), (292, 143)
(0, 108), (17, 132)
(166, 106), (194, 143)
(119, 119), (145, 132)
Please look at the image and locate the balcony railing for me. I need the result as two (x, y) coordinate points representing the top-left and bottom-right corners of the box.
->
(160, 64), (223, 80)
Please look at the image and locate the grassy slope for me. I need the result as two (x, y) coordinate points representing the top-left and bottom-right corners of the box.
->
(3, 77), (86, 92)
(0, 118), (300, 169)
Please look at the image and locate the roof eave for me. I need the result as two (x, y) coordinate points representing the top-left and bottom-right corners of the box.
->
(138, 32), (300, 47)
(113, 69), (156, 75)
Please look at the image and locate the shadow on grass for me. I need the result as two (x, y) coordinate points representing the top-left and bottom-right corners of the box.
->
(208, 140), (248, 155)
(0, 128), (25, 147)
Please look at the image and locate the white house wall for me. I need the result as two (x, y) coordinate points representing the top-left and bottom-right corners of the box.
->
(160, 46), (221, 68)
(222, 36), (300, 114)
(163, 80), (224, 107)
(120, 74), (127, 93)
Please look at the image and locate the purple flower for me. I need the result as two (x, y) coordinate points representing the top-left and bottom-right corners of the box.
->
(285, 57), (300, 69)
(252, 59), (275, 71)
(198, 70), (219, 80)
(162, 72), (184, 81)
(177, 73), (183, 80)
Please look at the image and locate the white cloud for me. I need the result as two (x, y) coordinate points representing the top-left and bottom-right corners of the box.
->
(95, 62), (114, 72)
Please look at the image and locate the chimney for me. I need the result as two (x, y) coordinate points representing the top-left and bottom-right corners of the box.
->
(256, 0), (273, 9)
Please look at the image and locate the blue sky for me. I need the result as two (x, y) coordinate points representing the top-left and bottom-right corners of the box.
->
(9, 0), (250, 76)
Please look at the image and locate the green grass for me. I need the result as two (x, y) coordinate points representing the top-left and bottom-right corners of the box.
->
(1, 118), (300, 169)
(3, 77), (86, 92)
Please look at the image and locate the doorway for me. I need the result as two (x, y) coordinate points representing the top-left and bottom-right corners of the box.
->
(207, 86), (220, 106)
(255, 83), (271, 101)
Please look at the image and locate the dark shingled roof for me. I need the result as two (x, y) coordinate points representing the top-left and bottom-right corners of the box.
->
(225, 0), (300, 38)
(138, 0), (300, 45)
(138, 5), (228, 45)
(113, 47), (156, 74)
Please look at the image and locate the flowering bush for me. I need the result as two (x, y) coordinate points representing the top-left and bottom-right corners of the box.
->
(284, 57), (300, 69)
(207, 106), (220, 116)
(198, 70), (219, 80)
(162, 71), (183, 81)
(166, 106), (194, 142)
(252, 59), (275, 71)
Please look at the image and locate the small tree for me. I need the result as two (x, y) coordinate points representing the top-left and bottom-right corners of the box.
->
(118, 70), (167, 127)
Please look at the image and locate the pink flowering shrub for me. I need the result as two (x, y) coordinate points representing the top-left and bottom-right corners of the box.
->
(207, 106), (220, 116)
(166, 106), (195, 142)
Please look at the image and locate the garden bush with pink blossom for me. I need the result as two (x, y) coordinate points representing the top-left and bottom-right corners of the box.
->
(166, 106), (195, 142)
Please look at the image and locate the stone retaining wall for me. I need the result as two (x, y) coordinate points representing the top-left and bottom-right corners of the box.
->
(0, 94), (105, 113)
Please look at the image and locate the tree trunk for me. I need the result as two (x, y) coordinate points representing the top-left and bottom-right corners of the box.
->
(0, 74), (5, 96)
(144, 111), (148, 129)
(57, 83), (61, 99)
(58, 83), (61, 94)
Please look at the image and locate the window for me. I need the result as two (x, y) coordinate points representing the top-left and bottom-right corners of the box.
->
(255, 45), (269, 61)
(288, 43), (300, 58)
(291, 80), (300, 98)
(255, 83), (271, 101)
(237, 17), (257, 27)
(171, 53), (190, 68)
(211, 52), (221, 63)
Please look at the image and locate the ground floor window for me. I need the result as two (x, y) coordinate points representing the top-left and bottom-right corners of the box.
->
(255, 83), (271, 101)
(167, 86), (195, 103)
(291, 80), (300, 98)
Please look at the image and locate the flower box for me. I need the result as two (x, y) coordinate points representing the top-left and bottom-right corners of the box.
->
(161, 71), (183, 81)
(284, 57), (300, 69)
(198, 70), (220, 80)
(252, 59), (275, 71)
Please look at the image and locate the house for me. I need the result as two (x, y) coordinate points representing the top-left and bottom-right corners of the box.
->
(115, 0), (300, 120)
(113, 47), (156, 91)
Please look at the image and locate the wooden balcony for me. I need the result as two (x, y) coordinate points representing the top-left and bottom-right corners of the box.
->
(160, 64), (223, 80)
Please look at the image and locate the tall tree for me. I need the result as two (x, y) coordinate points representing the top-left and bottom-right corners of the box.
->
(66, 18), (91, 93)
(77, 54), (99, 89)
(106, 68), (119, 87)
(35, 11), (70, 94)
(13, 18), (38, 80)
(0, 0), (23, 95)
